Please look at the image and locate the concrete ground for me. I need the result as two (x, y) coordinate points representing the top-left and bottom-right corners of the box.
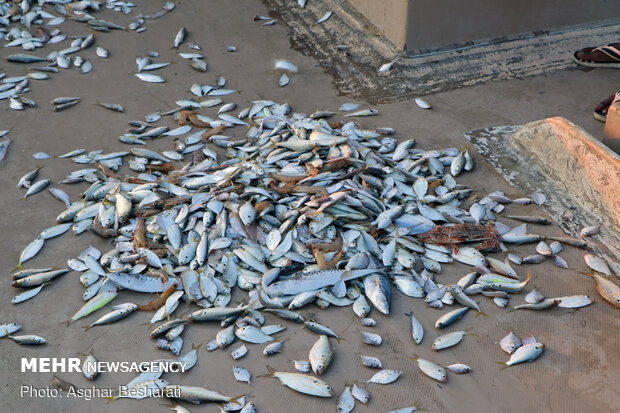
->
(0, 1), (618, 412)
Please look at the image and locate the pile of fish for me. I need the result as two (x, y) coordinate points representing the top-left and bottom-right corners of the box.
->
(8, 74), (620, 410)
(0, 0), (175, 110)
(498, 331), (544, 368)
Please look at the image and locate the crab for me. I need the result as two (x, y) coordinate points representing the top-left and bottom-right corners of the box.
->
(416, 223), (502, 252)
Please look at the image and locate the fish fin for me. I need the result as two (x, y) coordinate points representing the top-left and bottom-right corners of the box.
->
(340, 270), (352, 281)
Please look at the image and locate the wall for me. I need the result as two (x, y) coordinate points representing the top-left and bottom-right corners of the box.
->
(347, 0), (620, 55)
(405, 0), (620, 54)
(346, 0), (409, 49)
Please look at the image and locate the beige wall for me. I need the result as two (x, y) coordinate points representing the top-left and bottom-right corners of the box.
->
(346, 0), (408, 49)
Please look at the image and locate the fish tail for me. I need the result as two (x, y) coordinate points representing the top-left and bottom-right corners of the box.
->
(12, 264), (23, 272)
(80, 326), (93, 332)
(232, 392), (251, 402)
(474, 311), (488, 318)
(103, 395), (119, 404)
(257, 366), (275, 378)
(496, 362), (510, 370)
(465, 327), (477, 337)
(192, 343), (202, 350)
(408, 354), (419, 361)
(506, 307), (517, 313)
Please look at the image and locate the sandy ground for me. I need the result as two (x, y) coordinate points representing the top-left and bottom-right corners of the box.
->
(0, 1), (619, 412)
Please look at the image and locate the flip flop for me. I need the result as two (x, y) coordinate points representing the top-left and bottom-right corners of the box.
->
(593, 92), (620, 123)
(574, 44), (620, 69)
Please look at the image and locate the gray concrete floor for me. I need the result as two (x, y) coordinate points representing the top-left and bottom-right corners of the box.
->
(0, 1), (618, 412)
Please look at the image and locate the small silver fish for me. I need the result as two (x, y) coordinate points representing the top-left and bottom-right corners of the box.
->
(580, 225), (599, 237)
(444, 363), (471, 374)
(351, 383), (370, 404)
(0, 138), (10, 163)
(525, 290), (544, 304)
(47, 188), (71, 206)
(293, 360), (311, 373)
(500, 342), (544, 367)
(174, 27), (187, 49)
(360, 355), (382, 368)
(233, 366), (251, 384)
(11, 334), (47, 345)
(135, 73), (165, 83)
(97, 102), (124, 112)
(279, 73), (290, 87)
(316, 11), (332, 24)
(367, 369), (401, 384)
(584, 254), (612, 276)
(499, 332), (521, 354)
(345, 109), (378, 117)
(414, 97), (431, 109)
(25, 179), (50, 197)
(361, 331), (382, 346)
(531, 190), (546, 206)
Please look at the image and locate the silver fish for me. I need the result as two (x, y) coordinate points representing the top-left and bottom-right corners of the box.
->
(367, 369), (401, 384)
(174, 27), (187, 48)
(500, 342), (544, 367)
